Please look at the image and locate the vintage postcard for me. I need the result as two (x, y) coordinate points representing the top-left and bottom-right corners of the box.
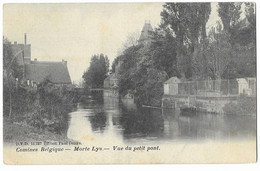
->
(2, 2), (256, 164)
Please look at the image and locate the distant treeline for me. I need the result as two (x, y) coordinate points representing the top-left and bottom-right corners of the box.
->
(82, 54), (110, 89)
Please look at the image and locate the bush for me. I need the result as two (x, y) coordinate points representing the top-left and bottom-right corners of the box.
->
(223, 96), (256, 115)
(5, 80), (74, 135)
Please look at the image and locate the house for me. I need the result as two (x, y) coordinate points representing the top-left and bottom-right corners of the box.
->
(164, 77), (181, 95)
(236, 78), (249, 95)
(104, 59), (122, 89)
(104, 73), (119, 89)
(236, 77), (256, 96)
(11, 34), (72, 88)
(24, 59), (71, 87)
(124, 92), (134, 99)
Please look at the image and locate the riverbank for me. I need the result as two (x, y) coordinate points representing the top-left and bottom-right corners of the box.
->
(3, 118), (70, 144)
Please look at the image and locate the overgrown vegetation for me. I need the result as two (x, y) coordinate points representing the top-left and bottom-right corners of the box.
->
(3, 81), (75, 138)
(223, 96), (256, 115)
(3, 38), (75, 141)
(112, 2), (255, 107)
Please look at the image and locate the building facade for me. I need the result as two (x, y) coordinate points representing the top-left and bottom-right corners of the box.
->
(10, 34), (72, 88)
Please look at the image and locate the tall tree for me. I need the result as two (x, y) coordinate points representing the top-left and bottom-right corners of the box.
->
(150, 30), (178, 77)
(3, 38), (23, 119)
(218, 2), (242, 34)
(82, 54), (109, 88)
(244, 2), (256, 45)
(205, 23), (232, 79)
(160, 3), (211, 79)
(244, 2), (255, 27)
(117, 31), (140, 56)
(217, 2), (256, 78)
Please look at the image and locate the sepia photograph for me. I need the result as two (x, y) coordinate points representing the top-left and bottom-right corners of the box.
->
(2, 1), (257, 164)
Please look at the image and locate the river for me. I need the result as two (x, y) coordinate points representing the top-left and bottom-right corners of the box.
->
(66, 92), (256, 145)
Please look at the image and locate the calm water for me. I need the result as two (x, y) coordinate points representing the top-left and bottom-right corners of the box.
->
(67, 92), (256, 144)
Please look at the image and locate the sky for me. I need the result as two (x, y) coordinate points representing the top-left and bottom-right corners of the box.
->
(3, 3), (223, 83)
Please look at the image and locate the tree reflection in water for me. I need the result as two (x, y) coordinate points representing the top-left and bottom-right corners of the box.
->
(67, 91), (256, 143)
(88, 111), (107, 133)
(119, 105), (164, 140)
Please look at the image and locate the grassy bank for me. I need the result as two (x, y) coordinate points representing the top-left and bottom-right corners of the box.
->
(3, 117), (71, 144)
(3, 80), (78, 144)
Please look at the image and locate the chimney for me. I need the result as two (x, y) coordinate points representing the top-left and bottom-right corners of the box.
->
(34, 58), (37, 61)
(24, 33), (27, 45)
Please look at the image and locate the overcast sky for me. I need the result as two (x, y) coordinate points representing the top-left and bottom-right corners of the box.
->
(3, 3), (222, 83)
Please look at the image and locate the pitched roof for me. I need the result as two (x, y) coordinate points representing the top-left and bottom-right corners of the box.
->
(165, 77), (180, 84)
(236, 78), (248, 84)
(109, 73), (118, 80)
(104, 73), (118, 81)
(24, 61), (72, 84)
(11, 44), (31, 66)
(139, 22), (153, 42)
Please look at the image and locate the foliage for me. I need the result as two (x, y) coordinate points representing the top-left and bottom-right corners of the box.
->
(3, 38), (23, 79)
(18, 81), (73, 134)
(82, 53), (109, 88)
(3, 37), (74, 135)
(160, 3), (211, 79)
(113, 2), (255, 107)
(117, 31), (140, 56)
(218, 2), (242, 34)
(218, 3), (256, 78)
(111, 55), (122, 73)
(223, 96), (256, 115)
(117, 34), (173, 106)
(3, 80), (74, 135)
(205, 22), (232, 79)
(150, 32), (178, 77)
(3, 38), (23, 119)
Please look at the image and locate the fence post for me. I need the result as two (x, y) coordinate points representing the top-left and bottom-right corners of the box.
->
(189, 82), (190, 95)
(227, 79), (230, 95)
(204, 81), (206, 97)
(196, 81), (198, 95)
(254, 79), (256, 96)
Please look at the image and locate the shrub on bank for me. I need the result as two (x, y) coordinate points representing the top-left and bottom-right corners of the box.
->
(4, 80), (74, 136)
(223, 96), (256, 115)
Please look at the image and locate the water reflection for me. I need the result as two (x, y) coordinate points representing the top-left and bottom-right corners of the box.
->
(119, 106), (164, 141)
(88, 111), (107, 133)
(67, 91), (256, 144)
(67, 109), (94, 141)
